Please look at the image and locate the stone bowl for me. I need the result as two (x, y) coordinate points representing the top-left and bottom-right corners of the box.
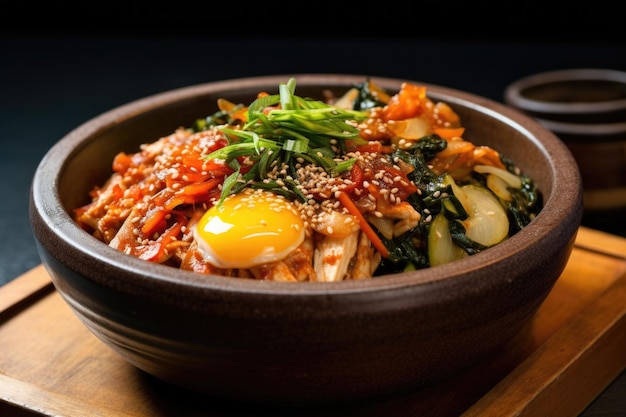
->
(29, 74), (583, 406)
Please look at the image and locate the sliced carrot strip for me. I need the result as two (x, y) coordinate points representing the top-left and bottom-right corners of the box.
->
(433, 127), (465, 140)
(181, 178), (222, 196)
(337, 191), (389, 258)
(141, 208), (167, 236)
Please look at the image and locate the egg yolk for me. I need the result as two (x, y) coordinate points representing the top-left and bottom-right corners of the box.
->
(194, 189), (305, 269)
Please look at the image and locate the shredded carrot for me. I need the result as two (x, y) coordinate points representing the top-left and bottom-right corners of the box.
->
(181, 178), (222, 197)
(433, 127), (465, 140)
(337, 191), (389, 258)
(165, 195), (189, 211)
(138, 215), (186, 263)
(141, 208), (167, 236)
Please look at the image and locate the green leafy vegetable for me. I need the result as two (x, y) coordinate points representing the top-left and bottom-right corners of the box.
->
(202, 78), (369, 205)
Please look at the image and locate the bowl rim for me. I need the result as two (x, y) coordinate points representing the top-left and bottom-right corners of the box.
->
(31, 73), (583, 297)
(504, 68), (626, 115)
(533, 116), (626, 136)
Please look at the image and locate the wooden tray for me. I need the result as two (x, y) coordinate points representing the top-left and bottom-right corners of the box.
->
(1, 226), (625, 417)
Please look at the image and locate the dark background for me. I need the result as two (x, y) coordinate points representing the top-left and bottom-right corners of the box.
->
(1, 4), (625, 415)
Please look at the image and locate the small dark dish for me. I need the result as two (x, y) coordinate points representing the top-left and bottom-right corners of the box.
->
(504, 68), (626, 228)
(503, 68), (626, 124)
(30, 74), (583, 406)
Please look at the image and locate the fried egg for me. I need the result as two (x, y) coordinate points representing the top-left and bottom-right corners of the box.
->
(194, 189), (305, 269)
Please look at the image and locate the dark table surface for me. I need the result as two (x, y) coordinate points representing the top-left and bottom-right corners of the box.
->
(1, 34), (625, 416)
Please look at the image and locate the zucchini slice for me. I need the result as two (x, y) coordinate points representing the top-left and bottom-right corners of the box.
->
(428, 213), (468, 267)
(459, 184), (509, 247)
(428, 182), (509, 267)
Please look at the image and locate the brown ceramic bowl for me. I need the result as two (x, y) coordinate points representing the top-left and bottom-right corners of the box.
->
(504, 68), (626, 226)
(29, 74), (583, 406)
(503, 68), (626, 123)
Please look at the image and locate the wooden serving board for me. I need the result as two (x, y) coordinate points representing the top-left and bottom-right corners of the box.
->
(1, 226), (625, 417)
